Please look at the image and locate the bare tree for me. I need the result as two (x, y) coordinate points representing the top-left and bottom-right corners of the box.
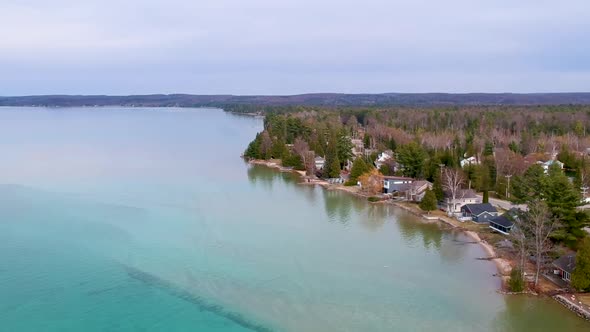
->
(442, 168), (465, 213)
(511, 222), (528, 280)
(521, 200), (559, 287)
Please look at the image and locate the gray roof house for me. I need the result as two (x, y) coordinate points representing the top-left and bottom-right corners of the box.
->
(552, 254), (576, 283)
(489, 215), (514, 235)
(460, 203), (498, 223)
(382, 176), (413, 194)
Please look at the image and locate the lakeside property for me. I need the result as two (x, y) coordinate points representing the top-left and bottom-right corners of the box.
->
(243, 107), (590, 320)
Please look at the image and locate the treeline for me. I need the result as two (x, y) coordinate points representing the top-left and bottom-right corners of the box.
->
(243, 106), (590, 247)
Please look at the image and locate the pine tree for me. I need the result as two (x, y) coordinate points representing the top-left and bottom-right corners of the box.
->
(349, 157), (368, 183)
(433, 174), (444, 201)
(572, 237), (590, 291)
(483, 190), (489, 203)
(419, 189), (437, 213)
(244, 133), (261, 159)
(324, 135), (341, 178)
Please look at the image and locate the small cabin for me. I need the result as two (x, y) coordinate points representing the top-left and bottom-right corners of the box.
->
(552, 254), (576, 283)
(489, 215), (514, 235)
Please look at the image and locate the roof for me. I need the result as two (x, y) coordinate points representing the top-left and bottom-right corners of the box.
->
(553, 254), (576, 274)
(490, 215), (514, 228)
(382, 176), (413, 181)
(445, 189), (478, 199)
(314, 156), (325, 161)
(461, 203), (497, 215)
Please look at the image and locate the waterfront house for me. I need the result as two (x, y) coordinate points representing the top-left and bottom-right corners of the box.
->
(444, 189), (480, 216)
(404, 180), (433, 202)
(460, 156), (479, 168)
(382, 176), (413, 194)
(489, 215), (514, 235)
(375, 150), (394, 169)
(552, 254), (576, 283)
(314, 156), (325, 170)
(460, 203), (498, 223)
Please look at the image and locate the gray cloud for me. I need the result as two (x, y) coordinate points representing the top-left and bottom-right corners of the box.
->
(1, 0), (589, 94)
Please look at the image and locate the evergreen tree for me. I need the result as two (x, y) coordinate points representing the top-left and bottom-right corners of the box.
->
(572, 237), (590, 292)
(511, 164), (546, 203)
(545, 163), (587, 244)
(419, 189), (437, 213)
(244, 133), (261, 159)
(349, 157), (369, 183)
(508, 268), (525, 292)
(336, 129), (354, 167)
(483, 190), (489, 203)
(397, 142), (427, 179)
(432, 174), (444, 201)
(270, 137), (288, 159)
(324, 135), (341, 178)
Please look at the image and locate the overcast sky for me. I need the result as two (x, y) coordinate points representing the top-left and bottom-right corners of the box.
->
(1, 0), (589, 95)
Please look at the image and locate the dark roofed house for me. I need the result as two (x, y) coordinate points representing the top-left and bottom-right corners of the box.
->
(460, 203), (498, 223)
(489, 215), (514, 235)
(552, 254), (576, 283)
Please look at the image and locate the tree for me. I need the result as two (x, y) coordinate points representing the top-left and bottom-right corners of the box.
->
(442, 168), (465, 212)
(358, 169), (383, 195)
(511, 164), (546, 203)
(572, 237), (590, 292)
(244, 133), (261, 159)
(419, 189), (437, 213)
(336, 130), (354, 167)
(324, 135), (341, 178)
(545, 163), (587, 245)
(432, 173), (445, 201)
(482, 190), (489, 203)
(270, 137), (288, 159)
(397, 142), (427, 178)
(349, 157), (369, 184)
(509, 268), (525, 292)
(521, 200), (558, 287)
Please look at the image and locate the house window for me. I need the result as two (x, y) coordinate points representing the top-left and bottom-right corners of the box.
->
(564, 271), (571, 281)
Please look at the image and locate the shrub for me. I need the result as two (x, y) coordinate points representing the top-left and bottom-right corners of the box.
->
(508, 268), (525, 292)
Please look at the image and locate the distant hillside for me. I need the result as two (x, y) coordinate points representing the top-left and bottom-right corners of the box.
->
(2, 93), (590, 108)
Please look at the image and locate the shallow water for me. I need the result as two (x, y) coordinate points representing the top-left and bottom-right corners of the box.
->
(0, 107), (586, 331)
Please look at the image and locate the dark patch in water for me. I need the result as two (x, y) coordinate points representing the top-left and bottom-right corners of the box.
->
(121, 264), (274, 332)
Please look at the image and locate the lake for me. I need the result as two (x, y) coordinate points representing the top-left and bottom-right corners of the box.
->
(0, 107), (586, 331)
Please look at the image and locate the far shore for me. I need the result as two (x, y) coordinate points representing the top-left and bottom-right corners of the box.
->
(247, 158), (513, 284)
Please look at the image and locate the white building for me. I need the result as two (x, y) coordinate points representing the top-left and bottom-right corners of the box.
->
(460, 156), (479, 168)
(375, 150), (394, 169)
(314, 156), (325, 170)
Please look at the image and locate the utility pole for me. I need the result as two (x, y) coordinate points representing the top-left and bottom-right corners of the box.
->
(505, 174), (512, 199)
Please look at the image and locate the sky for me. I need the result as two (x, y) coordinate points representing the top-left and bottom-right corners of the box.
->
(1, 0), (589, 95)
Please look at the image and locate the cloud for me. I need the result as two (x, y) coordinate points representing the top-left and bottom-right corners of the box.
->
(1, 0), (589, 94)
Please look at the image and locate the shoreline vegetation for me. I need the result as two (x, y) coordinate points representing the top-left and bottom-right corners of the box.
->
(247, 159), (513, 283)
(245, 156), (590, 321)
(240, 104), (590, 321)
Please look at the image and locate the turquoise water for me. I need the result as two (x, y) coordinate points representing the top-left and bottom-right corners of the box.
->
(0, 107), (586, 331)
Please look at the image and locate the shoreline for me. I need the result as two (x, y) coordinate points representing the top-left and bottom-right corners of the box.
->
(247, 159), (512, 280)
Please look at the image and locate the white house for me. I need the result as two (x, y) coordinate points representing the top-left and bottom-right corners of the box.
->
(314, 156), (325, 170)
(538, 159), (564, 174)
(375, 150), (394, 169)
(445, 189), (481, 216)
(460, 156), (479, 168)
